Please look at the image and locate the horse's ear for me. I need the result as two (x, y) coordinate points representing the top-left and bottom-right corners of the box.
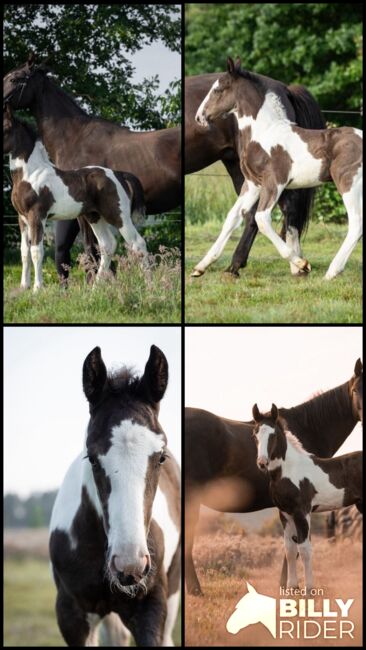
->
(354, 358), (363, 377)
(227, 57), (235, 74)
(246, 581), (257, 594)
(27, 51), (36, 69)
(38, 56), (52, 73)
(271, 403), (279, 421)
(252, 403), (262, 423)
(139, 345), (168, 406)
(82, 347), (107, 405)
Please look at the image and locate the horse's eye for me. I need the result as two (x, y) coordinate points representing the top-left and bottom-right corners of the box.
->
(159, 452), (167, 465)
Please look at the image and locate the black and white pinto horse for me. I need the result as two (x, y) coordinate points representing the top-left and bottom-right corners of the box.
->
(253, 403), (362, 592)
(4, 105), (147, 291)
(49, 345), (180, 647)
(194, 57), (363, 279)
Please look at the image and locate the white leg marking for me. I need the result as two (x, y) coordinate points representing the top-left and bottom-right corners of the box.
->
(192, 181), (260, 275)
(297, 516), (313, 592)
(286, 226), (303, 275)
(163, 591), (180, 646)
(325, 173), (362, 279)
(85, 613), (100, 646)
(20, 223), (31, 289)
(255, 202), (310, 271)
(89, 219), (117, 280)
(283, 515), (298, 588)
(31, 239), (44, 292)
(99, 613), (131, 647)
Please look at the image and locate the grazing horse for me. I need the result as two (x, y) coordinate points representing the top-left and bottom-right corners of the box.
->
(186, 72), (326, 277)
(49, 345), (181, 647)
(4, 106), (147, 291)
(252, 403), (362, 591)
(185, 358), (362, 595)
(194, 57), (362, 279)
(3, 53), (181, 280)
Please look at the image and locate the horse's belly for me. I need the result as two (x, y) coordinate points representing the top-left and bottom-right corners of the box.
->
(47, 194), (83, 220)
(312, 484), (345, 511)
(286, 160), (324, 189)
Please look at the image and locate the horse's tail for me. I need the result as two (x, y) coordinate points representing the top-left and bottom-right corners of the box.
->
(122, 172), (146, 226)
(285, 84), (326, 237)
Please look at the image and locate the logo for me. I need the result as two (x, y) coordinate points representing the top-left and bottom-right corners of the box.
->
(226, 582), (355, 640)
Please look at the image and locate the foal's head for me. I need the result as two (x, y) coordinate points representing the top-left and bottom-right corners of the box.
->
(195, 56), (260, 127)
(82, 345), (169, 595)
(350, 358), (363, 424)
(252, 403), (287, 471)
(3, 52), (49, 110)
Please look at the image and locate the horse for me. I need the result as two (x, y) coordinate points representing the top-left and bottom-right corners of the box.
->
(49, 344), (181, 647)
(3, 53), (181, 281)
(252, 403), (362, 591)
(185, 358), (362, 595)
(194, 57), (363, 279)
(4, 105), (147, 291)
(186, 70), (326, 277)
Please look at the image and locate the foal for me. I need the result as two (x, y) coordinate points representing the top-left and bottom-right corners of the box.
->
(4, 105), (147, 291)
(252, 403), (362, 591)
(194, 57), (362, 279)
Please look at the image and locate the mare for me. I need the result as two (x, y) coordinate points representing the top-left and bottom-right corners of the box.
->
(49, 345), (181, 646)
(4, 106), (147, 291)
(194, 57), (362, 279)
(3, 53), (181, 280)
(185, 358), (363, 595)
(253, 403), (362, 591)
(185, 70), (326, 277)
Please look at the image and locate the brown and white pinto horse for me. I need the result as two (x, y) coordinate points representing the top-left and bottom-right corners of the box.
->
(49, 345), (180, 646)
(4, 105), (147, 291)
(253, 403), (362, 591)
(194, 57), (362, 279)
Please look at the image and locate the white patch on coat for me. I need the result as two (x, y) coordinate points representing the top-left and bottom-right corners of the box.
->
(49, 450), (102, 549)
(195, 79), (220, 126)
(99, 613), (131, 646)
(85, 613), (100, 646)
(152, 485), (180, 573)
(99, 420), (164, 562)
(163, 591), (180, 646)
(255, 423), (275, 466)
(10, 141), (84, 219)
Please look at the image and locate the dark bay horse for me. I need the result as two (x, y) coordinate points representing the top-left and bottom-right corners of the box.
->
(185, 358), (362, 595)
(50, 345), (180, 646)
(253, 403), (362, 591)
(195, 58), (362, 279)
(4, 107), (147, 291)
(3, 54), (181, 280)
(185, 68), (326, 277)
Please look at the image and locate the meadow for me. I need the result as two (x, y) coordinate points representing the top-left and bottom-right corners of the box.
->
(185, 522), (363, 647)
(185, 164), (362, 324)
(3, 246), (181, 324)
(4, 529), (181, 647)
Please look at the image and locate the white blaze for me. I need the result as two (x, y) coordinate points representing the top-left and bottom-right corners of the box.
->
(256, 423), (275, 464)
(195, 79), (220, 126)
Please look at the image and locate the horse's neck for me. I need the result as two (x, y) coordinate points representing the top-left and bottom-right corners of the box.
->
(10, 139), (54, 177)
(234, 90), (291, 136)
(35, 80), (87, 153)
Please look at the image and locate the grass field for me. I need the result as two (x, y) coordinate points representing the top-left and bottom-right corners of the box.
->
(185, 164), (362, 324)
(4, 530), (181, 646)
(4, 246), (181, 324)
(185, 526), (363, 647)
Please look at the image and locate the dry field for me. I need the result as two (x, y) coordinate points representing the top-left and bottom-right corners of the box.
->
(185, 523), (362, 647)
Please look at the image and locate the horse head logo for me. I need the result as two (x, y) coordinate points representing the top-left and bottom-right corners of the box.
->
(226, 582), (276, 638)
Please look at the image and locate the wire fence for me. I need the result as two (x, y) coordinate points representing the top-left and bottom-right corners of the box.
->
(3, 213), (181, 229)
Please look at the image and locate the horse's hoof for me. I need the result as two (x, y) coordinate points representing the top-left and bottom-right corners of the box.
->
(191, 268), (204, 278)
(224, 266), (240, 278)
(298, 259), (311, 273)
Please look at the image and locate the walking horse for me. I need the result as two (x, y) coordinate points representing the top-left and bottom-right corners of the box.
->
(185, 358), (362, 595)
(194, 57), (362, 279)
(4, 105), (147, 291)
(252, 403), (362, 591)
(49, 345), (180, 646)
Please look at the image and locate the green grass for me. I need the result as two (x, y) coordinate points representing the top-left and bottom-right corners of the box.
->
(4, 247), (181, 324)
(4, 557), (181, 646)
(185, 164), (362, 324)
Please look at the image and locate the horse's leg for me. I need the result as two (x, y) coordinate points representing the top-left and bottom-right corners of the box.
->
(119, 216), (148, 258)
(221, 154), (244, 194)
(28, 212), (45, 292)
(282, 514), (299, 589)
(295, 514), (313, 593)
(324, 174), (362, 279)
(55, 585), (95, 646)
(89, 219), (117, 281)
(99, 613), (131, 646)
(255, 186), (311, 272)
(55, 220), (80, 284)
(225, 204), (259, 276)
(279, 512), (288, 587)
(185, 490), (202, 596)
(191, 181), (260, 277)
(163, 590), (180, 646)
(120, 580), (167, 646)
(18, 216), (31, 289)
(278, 190), (310, 275)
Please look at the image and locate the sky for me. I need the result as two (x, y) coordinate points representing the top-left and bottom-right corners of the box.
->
(185, 326), (363, 457)
(131, 39), (181, 93)
(4, 327), (181, 497)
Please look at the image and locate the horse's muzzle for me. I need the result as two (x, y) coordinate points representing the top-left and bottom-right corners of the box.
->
(111, 553), (150, 585)
(257, 457), (269, 472)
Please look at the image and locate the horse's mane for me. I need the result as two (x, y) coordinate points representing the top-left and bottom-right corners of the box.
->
(284, 429), (311, 456)
(44, 74), (88, 116)
(106, 366), (141, 396)
(282, 381), (351, 433)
